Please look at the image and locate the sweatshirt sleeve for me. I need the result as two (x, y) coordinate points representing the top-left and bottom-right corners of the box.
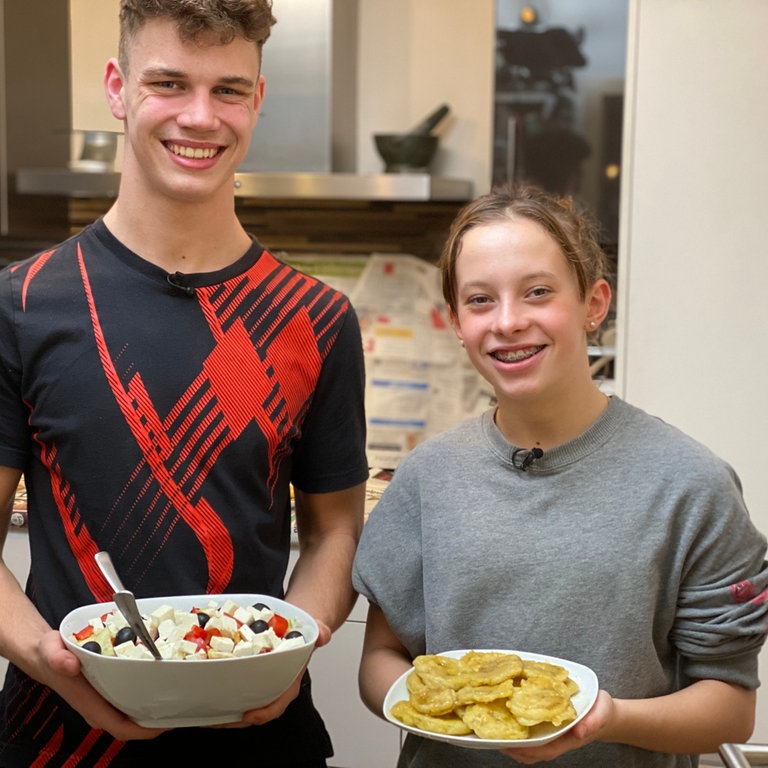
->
(670, 463), (768, 688)
(352, 457), (428, 658)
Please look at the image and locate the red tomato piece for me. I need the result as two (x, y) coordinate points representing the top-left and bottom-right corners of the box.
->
(268, 613), (289, 638)
(184, 624), (206, 640)
(73, 625), (95, 641)
(191, 636), (209, 653)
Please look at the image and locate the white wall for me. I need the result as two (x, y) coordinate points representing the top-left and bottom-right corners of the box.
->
(618, 0), (768, 743)
(355, 0), (495, 194)
(69, 0), (119, 132)
(69, 0), (120, 165)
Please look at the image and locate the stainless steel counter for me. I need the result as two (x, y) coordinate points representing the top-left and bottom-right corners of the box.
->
(16, 169), (121, 198)
(15, 169), (473, 202)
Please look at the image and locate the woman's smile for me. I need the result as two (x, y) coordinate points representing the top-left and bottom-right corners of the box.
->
(490, 344), (546, 364)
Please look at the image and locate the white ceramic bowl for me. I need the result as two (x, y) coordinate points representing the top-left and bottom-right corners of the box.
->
(60, 593), (318, 727)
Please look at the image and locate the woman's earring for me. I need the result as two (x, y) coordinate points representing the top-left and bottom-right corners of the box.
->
(589, 321), (596, 329)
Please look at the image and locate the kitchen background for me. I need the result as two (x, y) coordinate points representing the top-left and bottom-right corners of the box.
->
(1, 0), (767, 761)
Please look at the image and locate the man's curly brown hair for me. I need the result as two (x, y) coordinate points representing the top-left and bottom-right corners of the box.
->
(119, 0), (277, 71)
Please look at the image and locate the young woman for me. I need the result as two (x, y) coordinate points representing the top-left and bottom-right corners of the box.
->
(352, 183), (768, 767)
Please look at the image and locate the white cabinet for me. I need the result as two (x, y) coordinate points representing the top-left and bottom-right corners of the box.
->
(287, 548), (402, 768)
(310, 598), (402, 768)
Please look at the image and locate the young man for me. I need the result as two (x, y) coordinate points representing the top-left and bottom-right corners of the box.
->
(0, 1), (368, 765)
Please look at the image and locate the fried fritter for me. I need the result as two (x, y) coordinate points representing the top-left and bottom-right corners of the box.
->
(522, 660), (579, 696)
(393, 652), (580, 741)
(406, 669), (457, 715)
(461, 650), (524, 685)
(390, 699), (473, 735)
(455, 677), (518, 706)
(413, 651), (523, 690)
(521, 659), (569, 680)
(457, 700), (530, 740)
(506, 675), (577, 728)
(412, 654), (471, 690)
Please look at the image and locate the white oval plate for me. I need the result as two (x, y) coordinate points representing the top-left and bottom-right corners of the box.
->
(383, 649), (598, 750)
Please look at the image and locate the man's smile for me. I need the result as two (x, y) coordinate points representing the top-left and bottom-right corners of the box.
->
(165, 141), (221, 159)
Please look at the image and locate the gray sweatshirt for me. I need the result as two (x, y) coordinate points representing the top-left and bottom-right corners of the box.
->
(352, 397), (768, 767)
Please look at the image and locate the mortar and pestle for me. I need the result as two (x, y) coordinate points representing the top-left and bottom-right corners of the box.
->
(374, 104), (451, 173)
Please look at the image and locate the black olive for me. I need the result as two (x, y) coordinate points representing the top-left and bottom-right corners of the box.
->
(82, 640), (102, 654)
(252, 602), (270, 611)
(114, 626), (137, 646)
(284, 630), (303, 640)
(249, 619), (269, 634)
(196, 611), (210, 628)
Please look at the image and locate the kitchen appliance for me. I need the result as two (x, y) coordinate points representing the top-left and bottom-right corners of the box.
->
(239, 0), (358, 173)
(70, 131), (119, 172)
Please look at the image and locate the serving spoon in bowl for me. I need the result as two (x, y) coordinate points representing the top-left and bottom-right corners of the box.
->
(94, 551), (162, 660)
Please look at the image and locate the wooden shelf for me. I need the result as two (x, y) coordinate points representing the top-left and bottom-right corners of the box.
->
(68, 196), (466, 262)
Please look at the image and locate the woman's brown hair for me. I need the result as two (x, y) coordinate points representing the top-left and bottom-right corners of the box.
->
(439, 183), (610, 314)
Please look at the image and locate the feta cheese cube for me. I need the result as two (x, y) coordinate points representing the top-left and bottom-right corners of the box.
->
(219, 599), (239, 616)
(275, 636), (306, 652)
(209, 635), (235, 654)
(232, 640), (255, 657)
(172, 612), (198, 633)
(206, 613), (238, 638)
(251, 628), (279, 652)
(157, 617), (185, 643)
(232, 605), (253, 625)
(150, 604), (175, 627)
(114, 641), (155, 659)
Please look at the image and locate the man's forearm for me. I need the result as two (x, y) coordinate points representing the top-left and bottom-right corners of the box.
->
(285, 528), (360, 632)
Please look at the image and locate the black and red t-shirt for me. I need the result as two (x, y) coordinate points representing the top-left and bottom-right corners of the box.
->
(0, 219), (367, 765)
